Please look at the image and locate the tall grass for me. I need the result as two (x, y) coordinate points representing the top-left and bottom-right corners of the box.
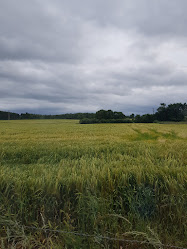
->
(0, 120), (186, 248)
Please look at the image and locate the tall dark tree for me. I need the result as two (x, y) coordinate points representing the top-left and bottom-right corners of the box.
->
(167, 103), (186, 121)
(155, 103), (186, 122)
(156, 103), (168, 121)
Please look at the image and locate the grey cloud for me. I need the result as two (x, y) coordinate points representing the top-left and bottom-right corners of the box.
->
(0, 0), (187, 114)
(61, 0), (187, 37)
(0, 0), (84, 63)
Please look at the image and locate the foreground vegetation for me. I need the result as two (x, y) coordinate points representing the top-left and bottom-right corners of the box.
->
(0, 120), (186, 248)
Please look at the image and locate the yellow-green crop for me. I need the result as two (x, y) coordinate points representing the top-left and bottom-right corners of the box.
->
(0, 120), (186, 248)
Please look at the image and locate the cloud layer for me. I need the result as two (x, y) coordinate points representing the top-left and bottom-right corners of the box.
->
(0, 0), (187, 114)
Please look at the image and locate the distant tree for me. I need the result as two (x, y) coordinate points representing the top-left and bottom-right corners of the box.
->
(106, 110), (114, 119)
(134, 115), (141, 123)
(155, 103), (168, 121)
(167, 103), (186, 121)
(113, 111), (125, 119)
(155, 103), (186, 122)
(96, 110), (125, 120)
(0, 111), (20, 120)
(141, 114), (155, 123)
(96, 110), (110, 119)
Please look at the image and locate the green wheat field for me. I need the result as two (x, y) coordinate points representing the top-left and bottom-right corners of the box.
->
(0, 120), (186, 249)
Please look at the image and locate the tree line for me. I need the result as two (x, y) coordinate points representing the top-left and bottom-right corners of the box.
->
(80, 103), (187, 124)
(0, 103), (186, 123)
(0, 111), (95, 120)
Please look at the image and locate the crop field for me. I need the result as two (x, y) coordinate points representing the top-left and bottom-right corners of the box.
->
(0, 120), (186, 249)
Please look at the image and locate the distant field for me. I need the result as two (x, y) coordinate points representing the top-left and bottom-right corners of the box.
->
(0, 120), (186, 249)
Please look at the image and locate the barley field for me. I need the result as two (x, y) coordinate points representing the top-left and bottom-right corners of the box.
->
(0, 120), (186, 249)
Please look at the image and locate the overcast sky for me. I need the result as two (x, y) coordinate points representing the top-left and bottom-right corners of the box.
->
(0, 0), (187, 115)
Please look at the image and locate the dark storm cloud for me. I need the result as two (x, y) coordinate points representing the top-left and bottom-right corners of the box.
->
(0, 0), (187, 114)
